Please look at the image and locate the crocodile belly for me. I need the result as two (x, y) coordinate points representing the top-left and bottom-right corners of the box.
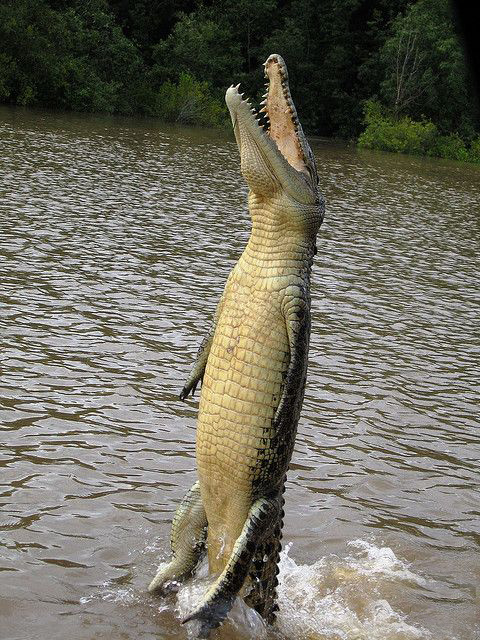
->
(196, 289), (288, 568)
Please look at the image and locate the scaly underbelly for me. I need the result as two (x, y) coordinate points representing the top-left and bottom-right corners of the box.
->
(196, 289), (288, 570)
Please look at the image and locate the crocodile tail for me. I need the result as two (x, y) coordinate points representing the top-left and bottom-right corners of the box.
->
(245, 491), (285, 624)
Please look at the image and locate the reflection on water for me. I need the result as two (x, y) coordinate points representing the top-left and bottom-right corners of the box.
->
(0, 105), (479, 640)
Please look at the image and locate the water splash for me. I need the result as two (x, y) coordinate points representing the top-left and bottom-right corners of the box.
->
(275, 540), (432, 640)
(345, 539), (427, 586)
(79, 580), (137, 606)
(175, 569), (267, 639)
(79, 539), (442, 639)
(164, 539), (432, 639)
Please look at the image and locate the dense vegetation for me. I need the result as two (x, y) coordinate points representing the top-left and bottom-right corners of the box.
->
(1, 0), (479, 160)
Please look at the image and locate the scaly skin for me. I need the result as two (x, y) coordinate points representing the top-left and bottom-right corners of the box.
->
(149, 55), (324, 637)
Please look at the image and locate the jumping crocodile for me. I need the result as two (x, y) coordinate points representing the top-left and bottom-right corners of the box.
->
(149, 54), (324, 637)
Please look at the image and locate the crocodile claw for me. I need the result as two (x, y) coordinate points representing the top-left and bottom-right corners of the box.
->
(182, 615), (218, 639)
(148, 574), (181, 595)
(179, 383), (195, 401)
(179, 387), (189, 401)
(182, 597), (233, 638)
(179, 378), (202, 401)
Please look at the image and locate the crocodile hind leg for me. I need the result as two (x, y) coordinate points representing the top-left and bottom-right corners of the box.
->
(245, 490), (285, 623)
(149, 481), (207, 593)
(182, 494), (280, 638)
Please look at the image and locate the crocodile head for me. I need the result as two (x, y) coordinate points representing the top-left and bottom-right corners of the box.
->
(225, 54), (322, 213)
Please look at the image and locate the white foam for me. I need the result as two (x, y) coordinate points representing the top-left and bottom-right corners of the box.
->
(346, 539), (428, 586)
(80, 539), (435, 640)
(80, 580), (137, 606)
(275, 541), (432, 640)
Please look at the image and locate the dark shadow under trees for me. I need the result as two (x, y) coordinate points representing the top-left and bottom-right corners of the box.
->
(0, 0), (478, 154)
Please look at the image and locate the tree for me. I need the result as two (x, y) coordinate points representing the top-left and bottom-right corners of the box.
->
(0, 0), (477, 139)
(379, 0), (479, 138)
(0, 0), (146, 113)
(391, 28), (425, 116)
(150, 10), (242, 91)
(263, 0), (414, 137)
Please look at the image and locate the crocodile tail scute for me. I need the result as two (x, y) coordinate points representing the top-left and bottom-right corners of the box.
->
(245, 490), (285, 623)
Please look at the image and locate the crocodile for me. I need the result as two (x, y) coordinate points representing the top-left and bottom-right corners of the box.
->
(148, 54), (324, 637)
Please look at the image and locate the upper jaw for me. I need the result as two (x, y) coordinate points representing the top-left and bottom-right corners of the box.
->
(225, 55), (318, 205)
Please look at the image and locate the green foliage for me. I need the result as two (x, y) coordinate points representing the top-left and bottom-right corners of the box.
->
(377, 0), (479, 139)
(108, 0), (196, 60)
(151, 12), (242, 90)
(358, 100), (436, 154)
(0, 0), (478, 148)
(358, 100), (480, 163)
(149, 0), (278, 100)
(0, 0), (146, 114)
(149, 73), (227, 126)
(263, 0), (413, 138)
(428, 133), (469, 161)
(468, 138), (480, 163)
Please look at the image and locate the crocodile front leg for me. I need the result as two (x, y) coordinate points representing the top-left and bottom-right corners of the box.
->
(182, 495), (281, 638)
(148, 481), (207, 593)
(180, 293), (225, 400)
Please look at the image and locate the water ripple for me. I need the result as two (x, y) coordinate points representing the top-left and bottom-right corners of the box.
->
(1, 108), (479, 639)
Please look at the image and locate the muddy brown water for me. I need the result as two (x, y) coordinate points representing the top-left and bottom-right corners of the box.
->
(0, 105), (479, 640)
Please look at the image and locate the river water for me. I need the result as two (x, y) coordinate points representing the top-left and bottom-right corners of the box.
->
(0, 105), (479, 640)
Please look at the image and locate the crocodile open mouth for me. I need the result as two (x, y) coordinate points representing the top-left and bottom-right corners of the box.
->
(225, 54), (311, 178)
(225, 54), (318, 203)
(259, 55), (307, 173)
